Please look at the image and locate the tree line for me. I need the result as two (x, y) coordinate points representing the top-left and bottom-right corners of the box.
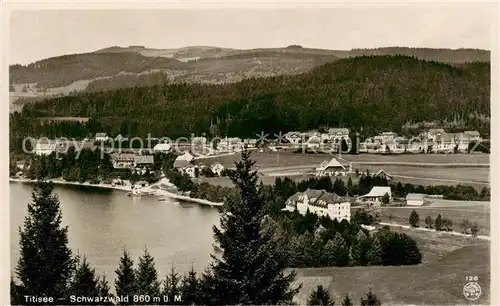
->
(10, 55), (490, 141)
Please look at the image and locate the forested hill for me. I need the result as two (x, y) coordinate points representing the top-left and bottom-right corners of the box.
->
(12, 55), (490, 139)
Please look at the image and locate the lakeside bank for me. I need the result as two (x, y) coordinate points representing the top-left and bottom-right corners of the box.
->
(9, 177), (223, 207)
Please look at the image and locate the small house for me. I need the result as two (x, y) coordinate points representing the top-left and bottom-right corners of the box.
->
(111, 153), (136, 169)
(285, 132), (303, 145)
(134, 180), (149, 188)
(406, 193), (426, 206)
(374, 169), (393, 181)
(153, 143), (172, 153)
(115, 134), (129, 143)
(134, 155), (154, 167)
(315, 158), (346, 177)
(357, 186), (392, 206)
(173, 152), (195, 169)
(94, 133), (109, 142)
(210, 162), (225, 176)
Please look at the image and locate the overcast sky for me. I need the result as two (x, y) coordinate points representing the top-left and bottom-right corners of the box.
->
(9, 4), (496, 65)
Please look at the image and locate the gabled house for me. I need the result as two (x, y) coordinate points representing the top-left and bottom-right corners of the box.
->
(115, 134), (129, 143)
(374, 169), (393, 181)
(315, 158), (346, 177)
(173, 152), (195, 169)
(282, 188), (351, 221)
(328, 128), (350, 141)
(357, 186), (392, 206)
(427, 129), (446, 142)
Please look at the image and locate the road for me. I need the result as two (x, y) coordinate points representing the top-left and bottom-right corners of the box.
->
(379, 222), (490, 241)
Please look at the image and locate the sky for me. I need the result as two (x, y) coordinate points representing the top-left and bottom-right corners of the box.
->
(9, 3), (497, 65)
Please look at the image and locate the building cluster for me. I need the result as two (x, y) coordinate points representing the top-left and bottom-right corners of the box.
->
(173, 152), (225, 178)
(360, 129), (483, 154)
(283, 188), (351, 221)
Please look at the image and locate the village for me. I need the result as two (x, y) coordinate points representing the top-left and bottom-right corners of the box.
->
(11, 125), (488, 228)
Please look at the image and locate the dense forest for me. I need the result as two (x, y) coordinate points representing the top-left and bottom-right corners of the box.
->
(11, 55), (490, 141)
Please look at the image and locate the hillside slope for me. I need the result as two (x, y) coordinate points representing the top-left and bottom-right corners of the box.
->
(293, 243), (489, 305)
(11, 55), (490, 140)
(9, 46), (489, 96)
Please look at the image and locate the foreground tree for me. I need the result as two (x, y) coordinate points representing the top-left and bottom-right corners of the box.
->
(424, 216), (434, 229)
(361, 289), (382, 306)
(115, 249), (137, 304)
(408, 210), (419, 228)
(201, 151), (300, 304)
(180, 265), (200, 305)
(308, 285), (335, 306)
(14, 180), (75, 302)
(135, 248), (161, 303)
(67, 256), (101, 304)
(341, 294), (353, 306)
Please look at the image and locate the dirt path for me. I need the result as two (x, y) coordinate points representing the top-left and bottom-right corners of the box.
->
(379, 222), (490, 241)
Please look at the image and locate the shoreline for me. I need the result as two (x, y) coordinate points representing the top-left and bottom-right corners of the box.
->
(9, 177), (223, 207)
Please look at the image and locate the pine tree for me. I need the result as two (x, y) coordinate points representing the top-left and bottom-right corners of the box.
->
(115, 248), (137, 304)
(341, 293), (353, 306)
(324, 233), (349, 266)
(135, 248), (161, 303)
(201, 150), (300, 305)
(435, 214), (443, 231)
(408, 210), (419, 228)
(10, 277), (24, 305)
(97, 275), (114, 305)
(366, 237), (383, 265)
(307, 285), (335, 306)
(180, 265), (199, 305)
(162, 264), (181, 305)
(360, 288), (382, 306)
(68, 256), (101, 303)
(424, 216), (434, 229)
(15, 180), (75, 302)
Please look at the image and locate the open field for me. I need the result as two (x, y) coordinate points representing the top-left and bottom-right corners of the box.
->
(198, 152), (490, 168)
(359, 200), (490, 235)
(293, 243), (489, 305)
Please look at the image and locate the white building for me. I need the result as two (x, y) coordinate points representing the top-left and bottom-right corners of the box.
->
(283, 132), (302, 145)
(217, 137), (243, 152)
(315, 158), (346, 177)
(94, 133), (109, 142)
(305, 135), (323, 149)
(210, 162), (225, 176)
(111, 153), (136, 169)
(380, 132), (397, 144)
(406, 193), (426, 206)
(173, 152), (195, 169)
(328, 128), (350, 142)
(357, 186), (392, 206)
(153, 143), (172, 153)
(283, 188), (351, 221)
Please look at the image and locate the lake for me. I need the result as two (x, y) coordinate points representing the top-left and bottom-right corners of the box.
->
(10, 182), (220, 284)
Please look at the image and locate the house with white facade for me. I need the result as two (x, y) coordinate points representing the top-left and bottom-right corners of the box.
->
(210, 162), (225, 176)
(427, 129), (446, 142)
(406, 193), (426, 206)
(380, 132), (398, 144)
(94, 133), (109, 142)
(306, 135), (323, 149)
(328, 128), (350, 141)
(284, 132), (303, 145)
(357, 186), (392, 206)
(283, 188), (351, 221)
(315, 158), (346, 177)
(111, 153), (136, 169)
(217, 137), (243, 152)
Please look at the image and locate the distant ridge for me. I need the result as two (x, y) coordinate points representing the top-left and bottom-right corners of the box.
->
(9, 45), (490, 109)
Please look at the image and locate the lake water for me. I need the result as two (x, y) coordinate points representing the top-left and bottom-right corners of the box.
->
(10, 182), (220, 284)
